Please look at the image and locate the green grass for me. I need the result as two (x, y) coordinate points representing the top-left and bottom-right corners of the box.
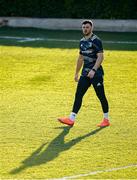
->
(0, 28), (137, 179)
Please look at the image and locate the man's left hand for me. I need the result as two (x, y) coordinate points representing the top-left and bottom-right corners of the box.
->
(87, 70), (95, 79)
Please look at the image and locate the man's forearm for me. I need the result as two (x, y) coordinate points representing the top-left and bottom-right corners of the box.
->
(87, 53), (104, 78)
(75, 55), (83, 74)
(93, 53), (104, 71)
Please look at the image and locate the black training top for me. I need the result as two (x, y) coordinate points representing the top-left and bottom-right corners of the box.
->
(79, 34), (104, 77)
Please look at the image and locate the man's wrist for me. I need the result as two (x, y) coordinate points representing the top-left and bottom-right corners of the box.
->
(92, 68), (97, 72)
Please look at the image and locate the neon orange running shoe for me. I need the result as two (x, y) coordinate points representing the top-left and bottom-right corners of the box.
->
(58, 117), (74, 126)
(97, 118), (110, 127)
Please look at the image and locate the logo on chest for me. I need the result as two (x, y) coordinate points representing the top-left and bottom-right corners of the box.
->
(81, 41), (93, 51)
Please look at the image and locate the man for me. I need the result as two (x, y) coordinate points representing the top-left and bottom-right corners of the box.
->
(58, 20), (110, 127)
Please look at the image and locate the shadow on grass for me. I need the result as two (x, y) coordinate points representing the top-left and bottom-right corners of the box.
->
(10, 126), (106, 175)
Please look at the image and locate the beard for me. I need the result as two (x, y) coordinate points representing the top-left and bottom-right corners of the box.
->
(83, 30), (91, 36)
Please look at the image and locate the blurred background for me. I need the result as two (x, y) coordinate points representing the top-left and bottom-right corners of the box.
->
(0, 0), (137, 19)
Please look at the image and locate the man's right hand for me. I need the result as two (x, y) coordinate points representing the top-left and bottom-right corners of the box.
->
(74, 74), (79, 82)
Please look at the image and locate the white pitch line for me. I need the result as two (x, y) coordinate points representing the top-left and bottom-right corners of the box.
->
(0, 36), (23, 39)
(18, 37), (44, 42)
(51, 164), (137, 180)
(44, 38), (79, 42)
(0, 36), (137, 44)
(44, 39), (137, 44)
(0, 36), (44, 42)
(103, 40), (137, 44)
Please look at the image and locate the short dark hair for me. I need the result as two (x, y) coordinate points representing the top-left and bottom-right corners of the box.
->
(82, 20), (93, 27)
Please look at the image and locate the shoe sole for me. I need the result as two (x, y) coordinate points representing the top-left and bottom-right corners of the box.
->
(97, 124), (110, 127)
(58, 119), (74, 126)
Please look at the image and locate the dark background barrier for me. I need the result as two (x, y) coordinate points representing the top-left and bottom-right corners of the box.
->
(0, 0), (137, 19)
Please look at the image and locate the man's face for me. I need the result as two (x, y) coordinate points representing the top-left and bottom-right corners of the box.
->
(82, 23), (92, 36)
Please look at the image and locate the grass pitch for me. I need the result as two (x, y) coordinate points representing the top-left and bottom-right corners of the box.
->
(0, 28), (137, 179)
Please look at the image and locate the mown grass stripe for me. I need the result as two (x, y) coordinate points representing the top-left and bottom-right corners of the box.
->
(0, 36), (137, 44)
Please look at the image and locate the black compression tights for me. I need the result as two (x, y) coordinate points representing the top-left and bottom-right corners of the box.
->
(72, 76), (109, 114)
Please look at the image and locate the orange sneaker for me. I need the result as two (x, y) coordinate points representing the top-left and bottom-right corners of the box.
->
(58, 117), (74, 126)
(97, 118), (110, 127)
